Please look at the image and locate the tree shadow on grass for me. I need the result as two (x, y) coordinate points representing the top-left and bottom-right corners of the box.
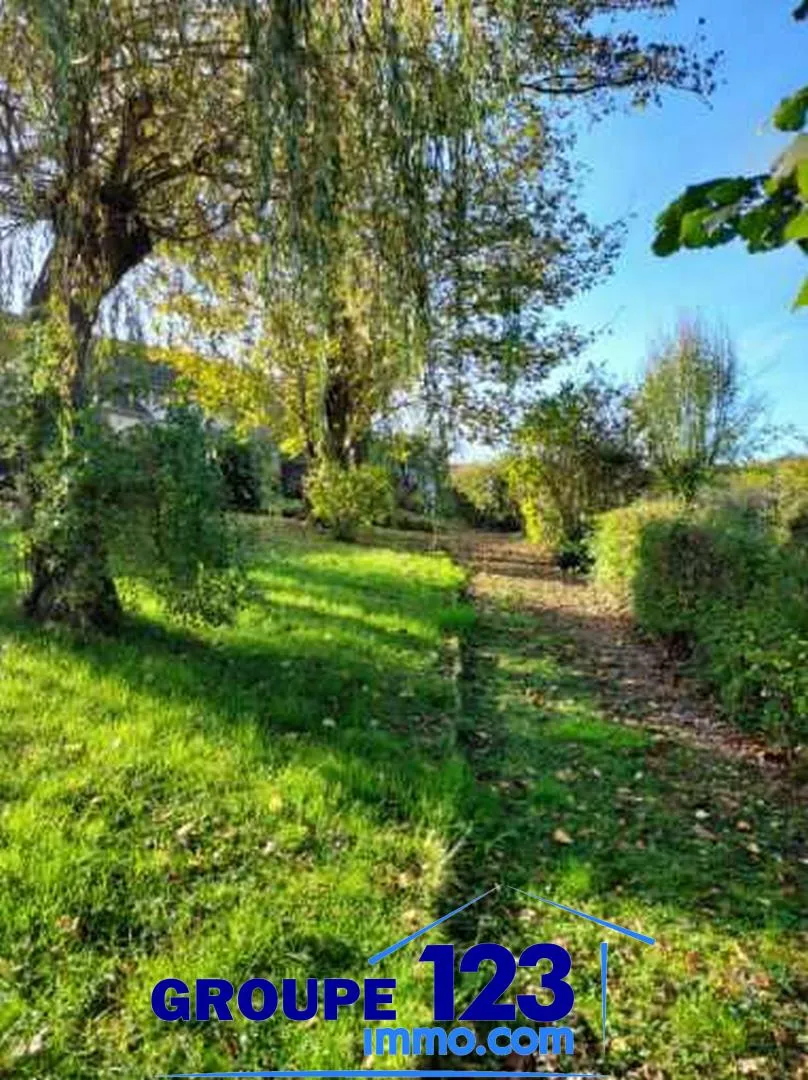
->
(1, 528), (804, 942)
(0, 545), (467, 840)
(440, 590), (806, 941)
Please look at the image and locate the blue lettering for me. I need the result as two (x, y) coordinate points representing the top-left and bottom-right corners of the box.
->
(364, 978), (396, 1020)
(323, 978), (360, 1020)
(196, 979), (234, 1021)
(237, 978), (278, 1021)
(282, 978), (318, 1020)
(152, 978), (190, 1022)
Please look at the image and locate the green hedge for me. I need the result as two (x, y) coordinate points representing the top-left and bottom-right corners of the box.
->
(591, 499), (681, 601)
(594, 501), (808, 743)
(728, 456), (808, 546)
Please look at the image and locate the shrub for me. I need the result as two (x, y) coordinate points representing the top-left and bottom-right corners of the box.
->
(214, 431), (268, 512)
(305, 461), (394, 540)
(726, 456), (808, 546)
(596, 500), (808, 743)
(110, 406), (246, 624)
(451, 461), (520, 531)
(591, 498), (682, 602)
(777, 457), (808, 546)
(553, 524), (594, 574)
(633, 512), (776, 638)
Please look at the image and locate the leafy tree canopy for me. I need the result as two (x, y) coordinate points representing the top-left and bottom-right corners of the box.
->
(632, 316), (765, 502)
(0, 0), (717, 628)
(510, 370), (645, 547)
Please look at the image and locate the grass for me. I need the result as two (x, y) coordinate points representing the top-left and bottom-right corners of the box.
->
(452, 570), (807, 1079)
(0, 521), (474, 1077)
(0, 518), (805, 1079)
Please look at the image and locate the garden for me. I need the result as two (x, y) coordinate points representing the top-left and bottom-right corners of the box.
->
(0, 3), (806, 1079)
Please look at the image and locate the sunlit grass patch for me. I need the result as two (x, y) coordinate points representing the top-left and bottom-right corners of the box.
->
(0, 522), (472, 1077)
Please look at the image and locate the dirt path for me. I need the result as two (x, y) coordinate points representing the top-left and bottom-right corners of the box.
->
(434, 529), (807, 1078)
(447, 531), (794, 776)
(358, 525), (808, 1076)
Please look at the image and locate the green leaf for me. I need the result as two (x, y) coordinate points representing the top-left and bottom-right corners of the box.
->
(797, 160), (808, 199)
(680, 209), (711, 248)
(772, 134), (808, 182)
(784, 209), (808, 242)
(773, 86), (808, 132)
(705, 177), (759, 206)
(652, 223), (682, 257)
(793, 275), (808, 310)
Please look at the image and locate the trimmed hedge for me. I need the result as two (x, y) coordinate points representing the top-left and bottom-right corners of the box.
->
(591, 499), (681, 602)
(594, 501), (808, 743)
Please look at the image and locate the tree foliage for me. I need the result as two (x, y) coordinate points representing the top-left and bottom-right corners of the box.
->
(450, 461), (520, 531)
(0, 0), (716, 627)
(510, 372), (645, 550)
(632, 317), (763, 502)
(653, 3), (808, 309)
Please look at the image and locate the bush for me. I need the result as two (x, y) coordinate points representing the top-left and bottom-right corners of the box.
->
(637, 514), (808, 741)
(553, 524), (594, 574)
(305, 461), (394, 540)
(214, 431), (266, 512)
(591, 499), (682, 602)
(510, 375), (647, 552)
(451, 462), (520, 531)
(108, 407), (246, 624)
(633, 513), (775, 637)
(726, 456), (808, 546)
(595, 499), (808, 743)
(777, 458), (808, 547)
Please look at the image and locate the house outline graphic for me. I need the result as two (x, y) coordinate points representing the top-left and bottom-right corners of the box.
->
(366, 883), (655, 1060)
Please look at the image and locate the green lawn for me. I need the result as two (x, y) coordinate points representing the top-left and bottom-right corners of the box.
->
(0, 520), (805, 1078)
(0, 521), (474, 1077)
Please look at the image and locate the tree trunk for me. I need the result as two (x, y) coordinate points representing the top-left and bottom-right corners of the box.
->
(23, 522), (122, 632)
(20, 293), (123, 629)
(323, 367), (354, 468)
(21, 205), (151, 631)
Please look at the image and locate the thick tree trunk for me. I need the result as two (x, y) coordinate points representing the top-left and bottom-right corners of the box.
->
(21, 207), (151, 631)
(20, 295), (123, 629)
(23, 524), (122, 632)
(323, 368), (354, 468)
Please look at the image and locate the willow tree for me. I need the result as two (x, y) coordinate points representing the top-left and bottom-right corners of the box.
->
(161, 2), (720, 458)
(152, 230), (423, 469)
(0, 0), (715, 629)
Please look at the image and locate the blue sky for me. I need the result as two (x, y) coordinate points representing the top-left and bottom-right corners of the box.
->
(561, 0), (806, 450)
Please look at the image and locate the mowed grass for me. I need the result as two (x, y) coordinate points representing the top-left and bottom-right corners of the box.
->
(0, 520), (474, 1077)
(0, 518), (806, 1079)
